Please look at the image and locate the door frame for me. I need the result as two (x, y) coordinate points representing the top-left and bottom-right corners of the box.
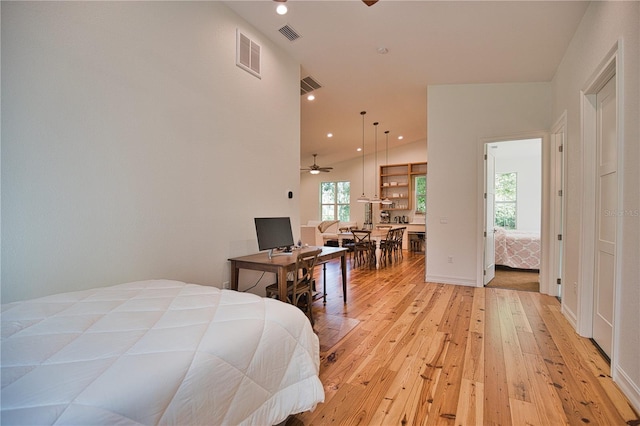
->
(577, 40), (623, 374)
(549, 111), (567, 301)
(476, 132), (549, 291)
(483, 144), (496, 285)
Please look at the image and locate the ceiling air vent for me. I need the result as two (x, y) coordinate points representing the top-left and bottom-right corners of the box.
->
(279, 24), (301, 42)
(236, 29), (261, 79)
(300, 75), (322, 95)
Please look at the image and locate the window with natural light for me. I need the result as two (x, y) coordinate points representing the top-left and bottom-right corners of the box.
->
(414, 175), (426, 214)
(321, 181), (350, 221)
(495, 172), (517, 229)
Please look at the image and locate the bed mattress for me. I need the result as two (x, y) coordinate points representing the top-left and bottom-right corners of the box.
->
(1, 280), (324, 425)
(495, 228), (541, 270)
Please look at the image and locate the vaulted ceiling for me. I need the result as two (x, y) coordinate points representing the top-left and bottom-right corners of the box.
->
(225, 1), (590, 169)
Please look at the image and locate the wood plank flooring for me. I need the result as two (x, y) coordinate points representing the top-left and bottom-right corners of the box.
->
(289, 251), (639, 425)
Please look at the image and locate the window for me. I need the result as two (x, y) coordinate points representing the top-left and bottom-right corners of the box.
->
(321, 181), (350, 221)
(413, 175), (426, 214)
(495, 172), (517, 229)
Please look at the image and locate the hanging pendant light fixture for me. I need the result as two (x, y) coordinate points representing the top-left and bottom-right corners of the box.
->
(381, 130), (393, 205)
(357, 111), (370, 203)
(370, 122), (381, 204)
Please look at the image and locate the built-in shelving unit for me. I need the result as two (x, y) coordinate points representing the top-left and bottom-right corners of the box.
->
(379, 162), (427, 211)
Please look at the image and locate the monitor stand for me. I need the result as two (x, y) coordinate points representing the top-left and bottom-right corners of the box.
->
(268, 246), (293, 259)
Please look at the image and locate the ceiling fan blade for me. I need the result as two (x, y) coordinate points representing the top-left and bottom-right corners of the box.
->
(362, 0), (378, 6)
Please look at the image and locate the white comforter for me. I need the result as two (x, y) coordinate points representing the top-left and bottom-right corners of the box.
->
(1, 280), (324, 425)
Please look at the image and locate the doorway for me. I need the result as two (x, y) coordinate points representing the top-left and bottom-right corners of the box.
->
(483, 138), (542, 292)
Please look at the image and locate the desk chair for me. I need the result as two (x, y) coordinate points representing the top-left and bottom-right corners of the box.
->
(265, 248), (321, 325)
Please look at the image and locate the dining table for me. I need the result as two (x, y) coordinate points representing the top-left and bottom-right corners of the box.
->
(336, 226), (403, 269)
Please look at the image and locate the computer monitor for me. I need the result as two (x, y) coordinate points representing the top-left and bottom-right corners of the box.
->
(254, 217), (295, 258)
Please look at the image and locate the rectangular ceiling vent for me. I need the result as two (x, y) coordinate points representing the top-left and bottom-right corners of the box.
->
(279, 24), (301, 42)
(301, 75), (322, 95)
(236, 29), (261, 79)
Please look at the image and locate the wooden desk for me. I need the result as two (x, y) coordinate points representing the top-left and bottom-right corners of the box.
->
(229, 246), (348, 303)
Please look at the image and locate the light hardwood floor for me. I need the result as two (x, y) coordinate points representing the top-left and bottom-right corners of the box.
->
(289, 251), (639, 425)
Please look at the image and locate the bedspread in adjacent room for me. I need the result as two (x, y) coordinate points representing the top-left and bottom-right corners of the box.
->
(494, 227), (541, 270)
(1, 280), (324, 425)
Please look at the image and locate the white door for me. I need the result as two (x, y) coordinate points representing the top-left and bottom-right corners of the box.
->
(593, 75), (617, 358)
(484, 146), (496, 285)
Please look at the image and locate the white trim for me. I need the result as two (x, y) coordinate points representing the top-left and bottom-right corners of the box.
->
(561, 302), (578, 329)
(425, 274), (477, 287)
(549, 110), (568, 300)
(614, 365), (640, 415)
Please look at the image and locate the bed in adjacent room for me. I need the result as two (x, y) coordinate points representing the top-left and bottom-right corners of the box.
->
(1, 280), (324, 425)
(494, 227), (541, 270)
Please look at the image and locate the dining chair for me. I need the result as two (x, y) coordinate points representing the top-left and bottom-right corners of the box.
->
(265, 248), (321, 325)
(393, 227), (406, 262)
(349, 230), (374, 268)
(380, 227), (396, 267)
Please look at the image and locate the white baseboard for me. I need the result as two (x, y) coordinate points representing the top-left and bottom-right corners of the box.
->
(425, 274), (478, 287)
(613, 364), (640, 413)
(561, 303), (578, 329)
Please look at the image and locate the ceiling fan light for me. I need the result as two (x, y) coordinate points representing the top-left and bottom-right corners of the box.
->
(310, 169), (320, 175)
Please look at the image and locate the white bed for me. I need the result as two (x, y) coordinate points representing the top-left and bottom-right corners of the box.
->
(494, 227), (541, 270)
(1, 280), (324, 425)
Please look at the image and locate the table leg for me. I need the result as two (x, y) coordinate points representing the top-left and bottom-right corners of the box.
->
(375, 240), (382, 269)
(340, 252), (347, 303)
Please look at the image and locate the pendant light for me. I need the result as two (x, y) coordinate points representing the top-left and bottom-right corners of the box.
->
(357, 111), (370, 203)
(370, 122), (381, 204)
(381, 130), (393, 205)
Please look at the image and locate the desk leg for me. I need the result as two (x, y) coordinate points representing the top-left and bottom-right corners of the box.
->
(340, 253), (347, 303)
(278, 267), (288, 302)
(322, 263), (327, 305)
(230, 262), (239, 291)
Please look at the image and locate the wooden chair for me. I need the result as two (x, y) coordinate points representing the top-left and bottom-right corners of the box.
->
(392, 227), (406, 262)
(349, 230), (374, 268)
(265, 248), (321, 325)
(380, 227), (396, 267)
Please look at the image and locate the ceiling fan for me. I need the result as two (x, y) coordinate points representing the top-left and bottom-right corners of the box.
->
(274, 0), (378, 7)
(301, 154), (333, 174)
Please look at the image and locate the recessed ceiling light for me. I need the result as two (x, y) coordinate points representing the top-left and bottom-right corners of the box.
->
(276, 4), (287, 15)
(357, 147), (362, 152)
(327, 133), (333, 138)
(397, 136), (404, 140)
(377, 47), (389, 55)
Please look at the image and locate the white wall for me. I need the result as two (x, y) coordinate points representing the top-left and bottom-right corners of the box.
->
(1, 2), (301, 302)
(426, 83), (551, 286)
(300, 139), (427, 226)
(551, 1), (639, 410)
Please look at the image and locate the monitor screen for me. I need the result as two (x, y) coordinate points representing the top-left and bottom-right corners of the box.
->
(254, 217), (295, 253)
